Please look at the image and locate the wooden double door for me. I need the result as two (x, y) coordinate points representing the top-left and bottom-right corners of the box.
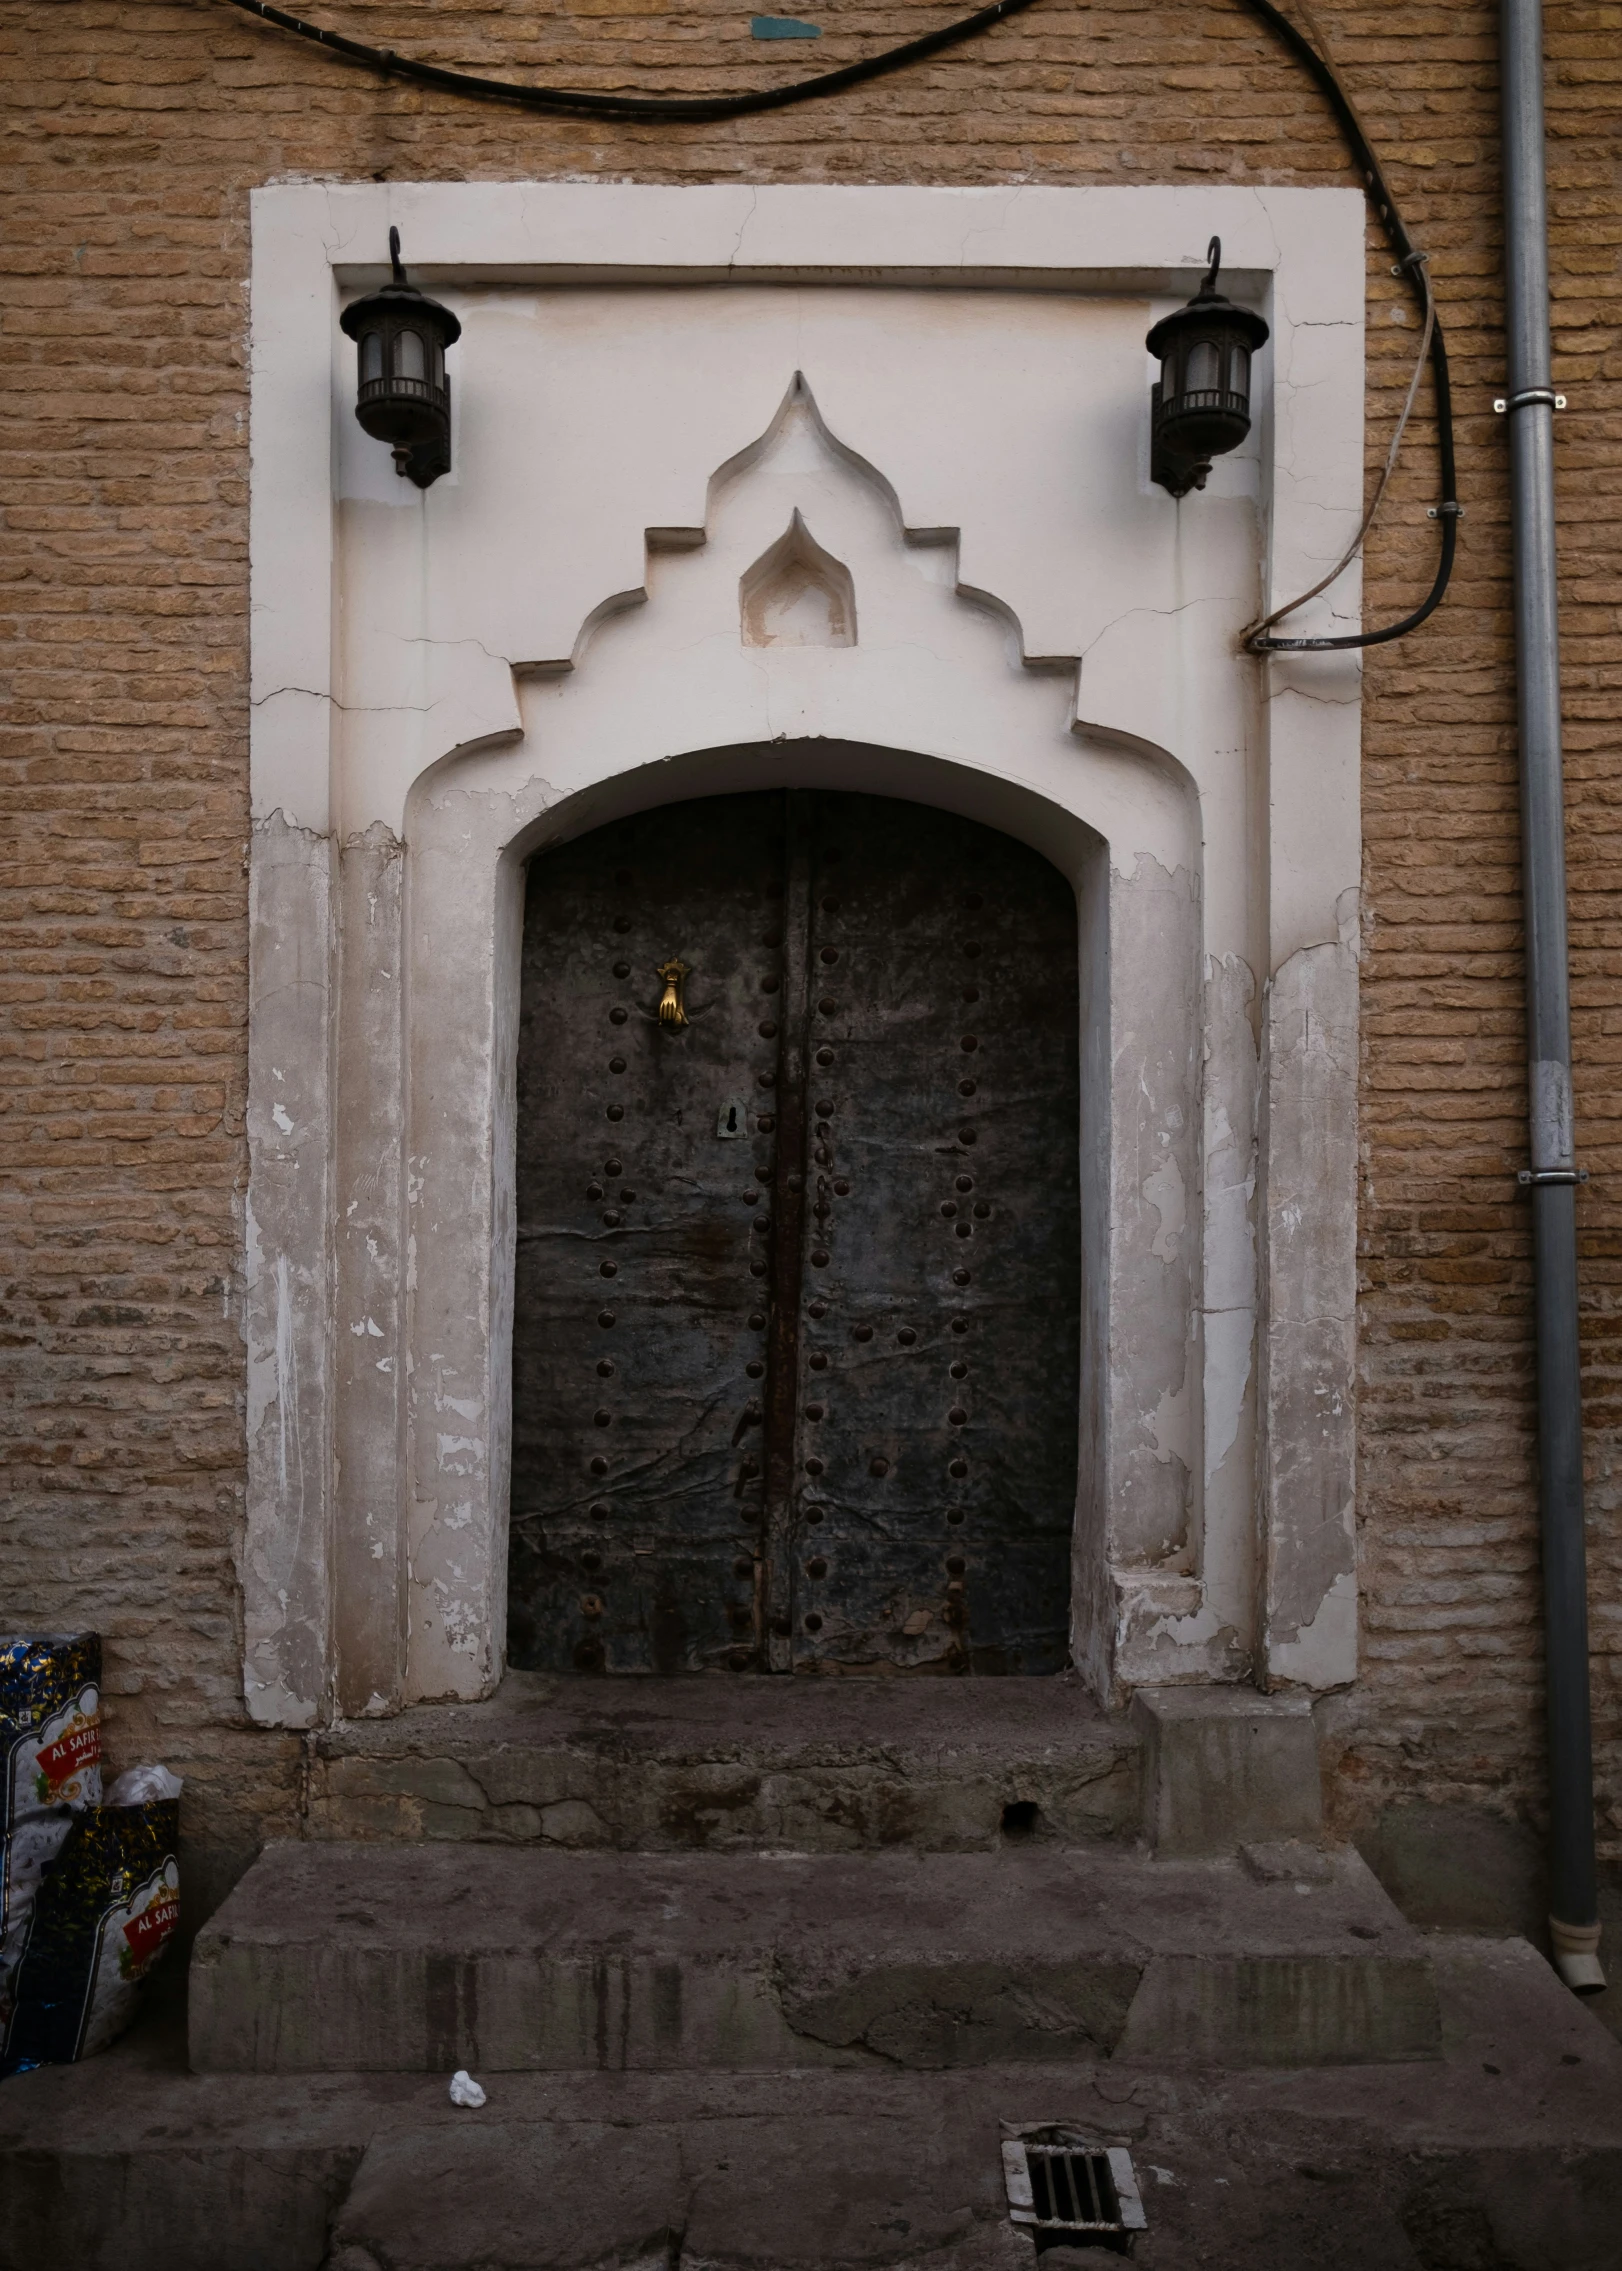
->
(509, 789), (1080, 1676)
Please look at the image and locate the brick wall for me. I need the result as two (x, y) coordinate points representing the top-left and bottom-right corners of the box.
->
(0, 0), (1617, 1900)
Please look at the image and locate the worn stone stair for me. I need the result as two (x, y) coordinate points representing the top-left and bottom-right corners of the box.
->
(5, 1937), (1622, 2271)
(189, 1839), (1440, 2074)
(25, 1676), (1549, 2270)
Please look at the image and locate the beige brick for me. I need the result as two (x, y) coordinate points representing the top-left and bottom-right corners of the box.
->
(1, 0), (1618, 1886)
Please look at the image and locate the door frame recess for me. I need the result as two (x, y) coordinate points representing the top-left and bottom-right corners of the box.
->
(244, 183), (1366, 1726)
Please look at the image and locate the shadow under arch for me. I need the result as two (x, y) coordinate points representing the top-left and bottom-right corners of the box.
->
(493, 737), (1114, 883)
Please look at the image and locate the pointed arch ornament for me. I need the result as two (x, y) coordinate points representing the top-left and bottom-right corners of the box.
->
(740, 511), (856, 648)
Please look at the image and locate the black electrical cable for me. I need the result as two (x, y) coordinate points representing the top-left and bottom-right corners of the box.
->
(1230, 0), (1459, 650)
(217, 0), (1459, 652)
(218, 0), (1044, 122)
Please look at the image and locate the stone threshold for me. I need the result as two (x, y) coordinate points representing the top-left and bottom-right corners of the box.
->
(306, 1672), (1143, 1852)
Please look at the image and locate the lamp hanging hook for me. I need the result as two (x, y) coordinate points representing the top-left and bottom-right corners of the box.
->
(339, 228), (461, 488)
(1143, 232), (1268, 498)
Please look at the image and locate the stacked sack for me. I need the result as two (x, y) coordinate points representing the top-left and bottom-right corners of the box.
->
(1, 1634), (182, 2078)
(1, 1633), (103, 2016)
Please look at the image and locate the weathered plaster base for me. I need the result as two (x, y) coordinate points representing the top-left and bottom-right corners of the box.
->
(243, 816), (333, 1729)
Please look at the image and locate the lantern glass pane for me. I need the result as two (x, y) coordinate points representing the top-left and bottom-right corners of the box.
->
(430, 337), (444, 385)
(1185, 339), (1221, 394)
(1226, 343), (1251, 398)
(360, 331), (383, 385)
(396, 329), (426, 382)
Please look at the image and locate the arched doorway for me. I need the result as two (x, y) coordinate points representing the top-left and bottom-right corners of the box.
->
(509, 788), (1080, 1675)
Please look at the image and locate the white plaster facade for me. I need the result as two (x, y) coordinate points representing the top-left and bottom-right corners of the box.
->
(245, 182), (1365, 1726)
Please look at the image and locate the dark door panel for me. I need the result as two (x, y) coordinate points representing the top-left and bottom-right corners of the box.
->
(786, 796), (1079, 1673)
(510, 786), (1079, 1676)
(510, 796), (783, 1672)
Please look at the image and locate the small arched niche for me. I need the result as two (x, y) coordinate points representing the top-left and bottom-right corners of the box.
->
(740, 510), (856, 649)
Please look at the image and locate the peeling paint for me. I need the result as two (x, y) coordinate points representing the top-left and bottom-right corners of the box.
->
(243, 812), (335, 1730)
(273, 1254), (299, 1504)
(1147, 1378), (1192, 1470)
(1201, 1311), (1252, 1491)
(1142, 1149), (1186, 1265)
(1268, 1564), (1357, 1687)
(1260, 930), (1358, 1690)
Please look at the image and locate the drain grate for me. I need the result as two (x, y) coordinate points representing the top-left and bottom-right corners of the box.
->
(1002, 2128), (1147, 2252)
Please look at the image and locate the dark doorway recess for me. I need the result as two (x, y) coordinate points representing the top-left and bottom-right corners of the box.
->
(509, 787), (1080, 1676)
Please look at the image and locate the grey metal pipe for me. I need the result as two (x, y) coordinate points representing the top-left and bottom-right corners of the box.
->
(1500, 0), (1604, 1994)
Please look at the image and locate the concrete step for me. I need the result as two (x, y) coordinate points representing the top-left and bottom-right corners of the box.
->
(306, 1672), (1144, 1854)
(6, 1939), (1622, 2271)
(190, 1839), (1440, 2075)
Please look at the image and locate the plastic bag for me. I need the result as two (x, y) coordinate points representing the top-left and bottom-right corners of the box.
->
(106, 1763), (183, 1808)
(0, 1788), (181, 2077)
(1, 1634), (102, 2030)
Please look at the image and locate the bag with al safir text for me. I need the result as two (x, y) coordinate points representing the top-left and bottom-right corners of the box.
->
(0, 1768), (182, 2077)
(1, 1634), (102, 2034)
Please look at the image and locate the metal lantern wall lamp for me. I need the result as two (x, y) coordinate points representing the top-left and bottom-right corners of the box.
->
(1145, 239), (1270, 499)
(339, 228), (462, 488)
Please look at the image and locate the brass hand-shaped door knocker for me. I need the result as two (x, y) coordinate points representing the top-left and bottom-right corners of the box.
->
(656, 958), (691, 1030)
